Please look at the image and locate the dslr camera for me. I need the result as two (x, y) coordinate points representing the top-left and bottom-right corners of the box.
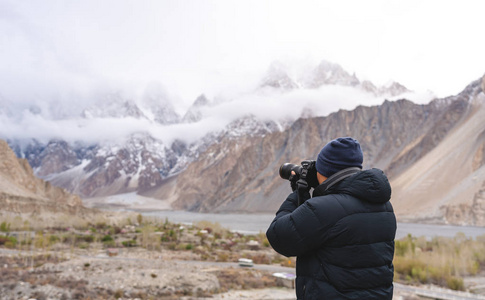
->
(279, 160), (319, 189)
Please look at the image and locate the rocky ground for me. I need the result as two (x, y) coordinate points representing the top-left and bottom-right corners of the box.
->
(0, 247), (427, 300)
(0, 247), (295, 300)
(1, 216), (483, 300)
(0, 215), (298, 300)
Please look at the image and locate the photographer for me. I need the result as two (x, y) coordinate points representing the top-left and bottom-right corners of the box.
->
(266, 137), (396, 299)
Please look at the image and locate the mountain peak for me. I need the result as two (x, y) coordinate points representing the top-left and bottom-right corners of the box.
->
(300, 60), (360, 88)
(193, 94), (209, 106)
(259, 61), (299, 90)
(381, 81), (411, 97)
(81, 94), (146, 119)
(182, 94), (210, 123)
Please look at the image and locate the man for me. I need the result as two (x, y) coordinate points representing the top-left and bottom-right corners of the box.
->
(266, 137), (396, 299)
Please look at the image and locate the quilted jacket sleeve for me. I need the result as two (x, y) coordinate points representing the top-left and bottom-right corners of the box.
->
(266, 191), (328, 257)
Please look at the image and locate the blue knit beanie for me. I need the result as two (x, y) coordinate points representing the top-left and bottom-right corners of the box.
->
(315, 137), (363, 178)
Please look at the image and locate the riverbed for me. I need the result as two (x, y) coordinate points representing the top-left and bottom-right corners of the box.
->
(83, 192), (485, 239)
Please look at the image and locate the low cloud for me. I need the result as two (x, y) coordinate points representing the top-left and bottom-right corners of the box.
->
(0, 85), (435, 147)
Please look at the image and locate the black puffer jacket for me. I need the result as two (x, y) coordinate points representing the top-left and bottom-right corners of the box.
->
(266, 168), (396, 299)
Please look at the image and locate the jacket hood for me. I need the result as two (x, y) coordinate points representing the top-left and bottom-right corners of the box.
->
(314, 168), (391, 204)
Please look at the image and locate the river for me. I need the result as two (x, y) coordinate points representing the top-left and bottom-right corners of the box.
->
(141, 210), (485, 239)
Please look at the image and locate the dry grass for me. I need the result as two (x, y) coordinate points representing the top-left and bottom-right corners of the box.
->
(193, 220), (228, 237)
(0, 211), (136, 231)
(394, 233), (485, 290)
(1, 215), (293, 299)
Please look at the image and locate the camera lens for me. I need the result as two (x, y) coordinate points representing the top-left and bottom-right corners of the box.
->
(279, 163), (301, 180)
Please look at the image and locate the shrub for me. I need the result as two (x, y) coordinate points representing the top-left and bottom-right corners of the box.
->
(101, 235), (113, 242)
(49, 235), (60, 244)
(0, 235), (17, 248)
(103, 240), (116, 248)
(113, 226), (122, 234)
(395, 240), (410, 256)
(78, 235), (94, 243)
(411, 266), (428, 282)
(0, 222), (10, 232)
(251, 254), (270, 265)
(121, 240), (137, 247)
(217, 252), (229, 262)
(446, 276), (464, 291)
(78, 242), (89, 249)
(95, 222), (107, 229)
(114, 289), (123, 298)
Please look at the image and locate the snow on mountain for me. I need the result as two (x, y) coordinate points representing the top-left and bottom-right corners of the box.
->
(381, 81), (410, 97)
(80, 90), (181, 124)
(259, 61), (300, 90)
(182, 94), (210, 123)
(360, 80), (411, 97)
(300, 60), (360, 88)
(167, 75), (485, 228)
(1, 59), (421, 198)
(223, 115), (280, 139)
(140, 82), (181, 125)
(259, 59), (411, 99)
(81, 94), (147, 119)
(35, 133), (169, 197)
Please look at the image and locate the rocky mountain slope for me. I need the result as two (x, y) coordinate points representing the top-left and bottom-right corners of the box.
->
(0, 139), (97, 221)
(5, 60), (406, 199)
(391, 77), (485, 226)
(2, 60), (483, 226)
(156, 75), (485, 226)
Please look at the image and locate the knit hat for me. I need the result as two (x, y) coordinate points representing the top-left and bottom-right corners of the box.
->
(315, 137), (363, 178)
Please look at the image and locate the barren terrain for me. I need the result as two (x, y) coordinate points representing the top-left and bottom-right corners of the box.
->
(1, 213), (485, 300)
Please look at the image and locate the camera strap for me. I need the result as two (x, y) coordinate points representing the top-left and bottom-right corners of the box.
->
(296, 166), (311, 206)
(318, 167), (362, 192)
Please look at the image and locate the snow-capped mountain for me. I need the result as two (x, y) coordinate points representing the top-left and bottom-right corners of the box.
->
(141, 82), (181, 124)
(2, 59), (484, 227)
(182, 94), (210, 123)
(167, 76), (485, 227)
(81, 94), (146, 120)
(3, 59), (414, 199)
(301, 60), (360, 88)
(260, 59), (410, 97)
(81, 92), (181, 125)
(260, 61), (300, 90)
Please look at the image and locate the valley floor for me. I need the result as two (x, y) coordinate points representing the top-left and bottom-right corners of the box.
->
(1, 247), (484, 300)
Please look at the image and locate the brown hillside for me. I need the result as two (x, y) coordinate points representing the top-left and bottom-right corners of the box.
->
(0, 139), (99, 225)
(154, 76), (485, 226)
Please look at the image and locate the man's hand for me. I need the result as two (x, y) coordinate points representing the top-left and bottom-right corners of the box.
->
(289, 171), (299, 191)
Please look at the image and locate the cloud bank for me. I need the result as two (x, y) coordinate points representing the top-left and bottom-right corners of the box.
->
(0, 84), (435, 147)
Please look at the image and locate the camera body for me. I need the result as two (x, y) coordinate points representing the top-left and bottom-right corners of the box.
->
(279, 160), (319, 188)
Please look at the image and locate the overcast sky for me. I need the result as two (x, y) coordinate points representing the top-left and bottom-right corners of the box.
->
(1, 0), (484, 113)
